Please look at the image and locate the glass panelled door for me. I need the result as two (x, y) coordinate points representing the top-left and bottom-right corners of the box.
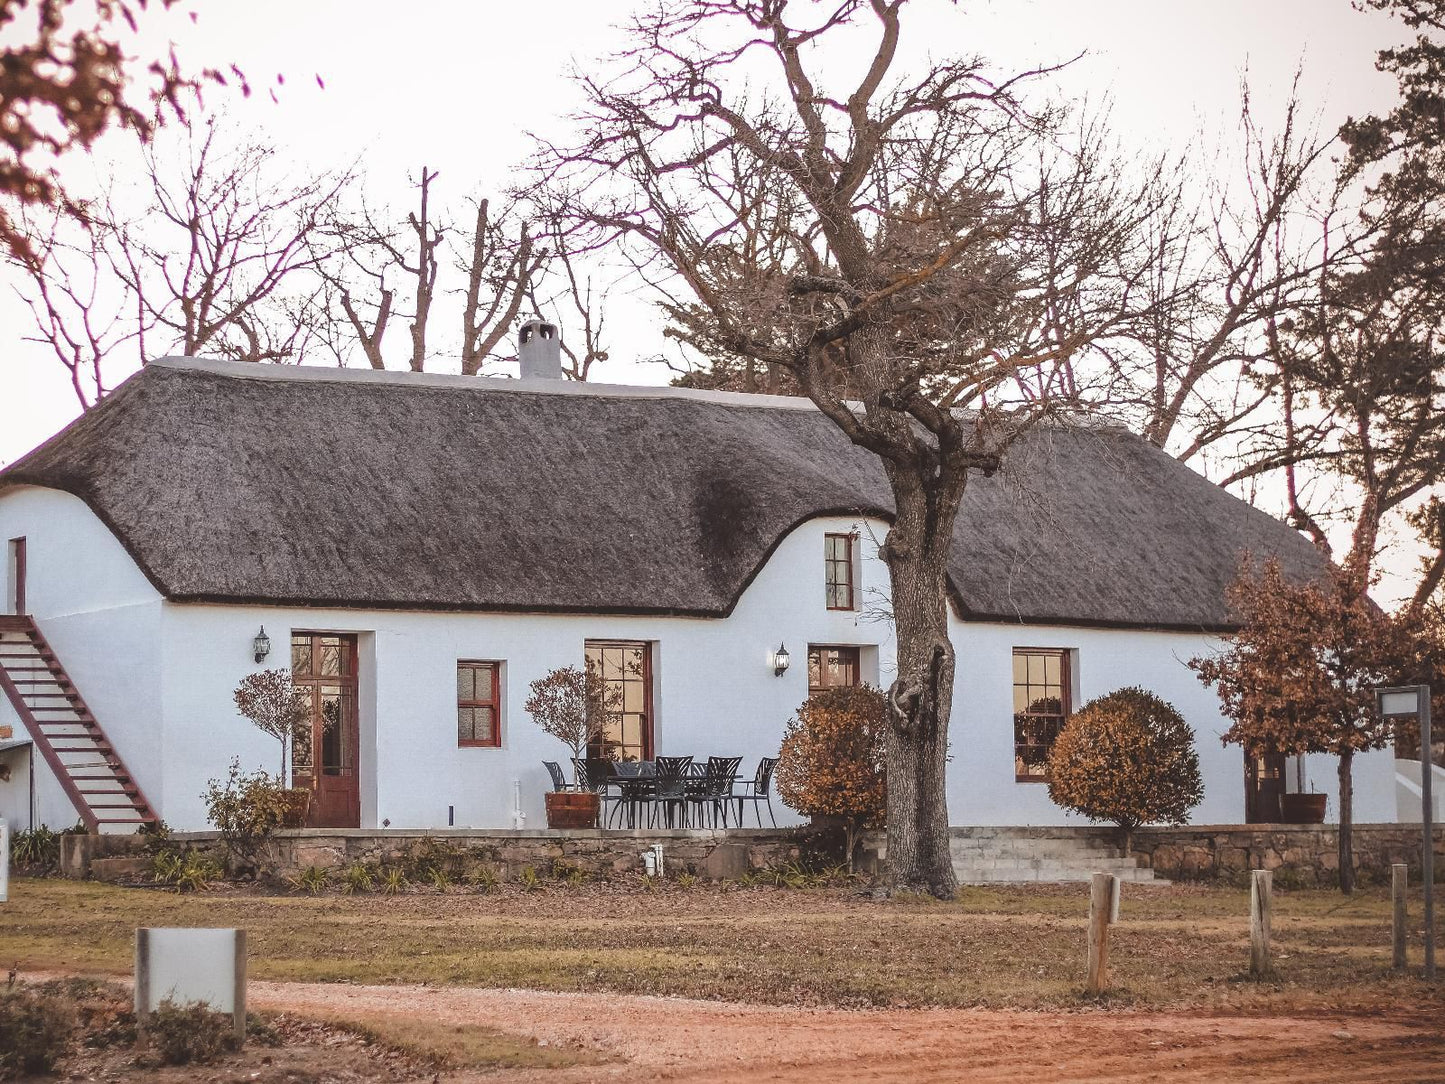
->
(291, 632), (360, 828)
(584, 640), (652, 762)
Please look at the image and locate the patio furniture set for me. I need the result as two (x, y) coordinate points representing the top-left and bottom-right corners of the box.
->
(543, 755), (779, 829)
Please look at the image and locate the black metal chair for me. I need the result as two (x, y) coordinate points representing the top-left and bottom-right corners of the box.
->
(734, 756), (779, 827)
(691, 756), (742, 828)
(579, 758), (621, 826)
(652, 756), (692, 828)
(543, 760), (570, 791)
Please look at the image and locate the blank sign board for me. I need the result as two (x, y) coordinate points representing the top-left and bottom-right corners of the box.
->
(135, 927), (246, 1040)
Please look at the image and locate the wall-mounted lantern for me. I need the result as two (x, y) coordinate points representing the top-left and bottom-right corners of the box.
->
(253, 626), (271, 665)
(772, 643), (791, 677)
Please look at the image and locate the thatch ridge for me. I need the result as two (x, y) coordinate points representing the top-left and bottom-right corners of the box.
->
(0, 359), (1325, 630)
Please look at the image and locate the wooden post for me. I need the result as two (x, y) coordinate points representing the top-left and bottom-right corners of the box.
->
(1392, 863), (1408, 971)
(1250, 869), (1272, 977)
(1086, 872), (1115, 994)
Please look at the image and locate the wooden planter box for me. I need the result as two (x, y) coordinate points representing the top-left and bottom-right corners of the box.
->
(1281, 793), (1327, 824)
(545, 790), (600, 830)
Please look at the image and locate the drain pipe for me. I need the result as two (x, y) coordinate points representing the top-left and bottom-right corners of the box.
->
(511, 778), (526, 830)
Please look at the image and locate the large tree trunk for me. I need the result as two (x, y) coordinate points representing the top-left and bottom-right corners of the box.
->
(881, 482), (960, 898)
(1338, 747), (1355, 894)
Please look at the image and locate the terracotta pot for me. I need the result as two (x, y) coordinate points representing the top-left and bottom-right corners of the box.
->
(545, 790), (600, 829)
(1280, 792), (1327, 824)
(279, 787), (313, 828)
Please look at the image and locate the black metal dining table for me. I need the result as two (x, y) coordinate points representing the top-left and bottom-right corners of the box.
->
(605, 766), (740, 829)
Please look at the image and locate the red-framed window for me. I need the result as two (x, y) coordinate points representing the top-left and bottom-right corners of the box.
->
(1013, 648), (1070, 782)
(808, 644), (861, 696)
(457, 660), (502, 747)
(824, 533), (855, 610)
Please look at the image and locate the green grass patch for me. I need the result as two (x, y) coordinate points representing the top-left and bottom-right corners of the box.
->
(2, 877), (1441, 1011)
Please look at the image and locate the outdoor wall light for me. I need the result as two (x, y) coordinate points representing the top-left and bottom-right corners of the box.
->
(253, 626), (271, 665)
(772, 643), (791, 677)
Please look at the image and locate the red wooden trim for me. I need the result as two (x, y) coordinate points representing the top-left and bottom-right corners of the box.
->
(457, 659), (502, 747)
(584, 639), (654, 760)
(807, 643), (862, 695)
(8, 537), (24, 615)
(824, 532), (856, 611)
(1012, 647), (1071, 783)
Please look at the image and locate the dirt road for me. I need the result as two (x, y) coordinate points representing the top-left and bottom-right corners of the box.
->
(252, 980), (1445, 1083)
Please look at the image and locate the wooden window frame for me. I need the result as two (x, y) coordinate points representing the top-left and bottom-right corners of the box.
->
(824, 533), (856, 611)
(584, 640), (654, 762)
(807, 644), (862, 696)
(457, 660), (503, 748)
(1012, 647), (1071, 784)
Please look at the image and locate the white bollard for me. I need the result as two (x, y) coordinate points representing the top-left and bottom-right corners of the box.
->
(135, 928), (247, 1043)
(0, 818), (9, 903)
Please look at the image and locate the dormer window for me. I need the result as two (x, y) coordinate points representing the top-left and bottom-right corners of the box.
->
(825, 533), (855, 610)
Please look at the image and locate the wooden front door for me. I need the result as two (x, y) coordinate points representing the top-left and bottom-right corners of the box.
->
(1245, 750), (1287, 824)
(291, 632), (360, 828)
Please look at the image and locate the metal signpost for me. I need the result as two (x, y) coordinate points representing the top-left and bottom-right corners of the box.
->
(1378, 684), (1434, 980)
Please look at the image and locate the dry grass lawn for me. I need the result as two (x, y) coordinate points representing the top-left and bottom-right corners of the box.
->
(3, 875), (1443, 1014)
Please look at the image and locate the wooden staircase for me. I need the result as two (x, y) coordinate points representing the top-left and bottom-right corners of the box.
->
(0, 615), (156, 832)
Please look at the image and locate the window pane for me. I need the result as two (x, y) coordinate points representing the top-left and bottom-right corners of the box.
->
(475, 706), (494, 743)
(292, 639), (312, 677)
(458, 706), (475, 743)
(1044, 654), (1061, 685)
(623, 680), (643, 713)
(457, 665), (475, 701)
(320, 644), (341, 677)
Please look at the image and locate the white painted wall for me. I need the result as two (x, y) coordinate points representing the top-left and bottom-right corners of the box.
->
(0, 487), (1399, 832)
(0, 486), (166, 829)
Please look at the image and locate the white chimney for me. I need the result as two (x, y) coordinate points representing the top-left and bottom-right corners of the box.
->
(518, 318), (563, 380)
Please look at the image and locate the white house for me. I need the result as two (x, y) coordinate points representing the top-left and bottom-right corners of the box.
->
(0, 328), (1398, 833)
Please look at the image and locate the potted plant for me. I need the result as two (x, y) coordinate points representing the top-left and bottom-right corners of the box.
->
(525, 664), (613, 829)
(233, 669), (314, 827)
(1281, 788), (1328, 824)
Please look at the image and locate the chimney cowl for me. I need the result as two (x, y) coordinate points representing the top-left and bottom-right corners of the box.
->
(518, 318), (563, 380)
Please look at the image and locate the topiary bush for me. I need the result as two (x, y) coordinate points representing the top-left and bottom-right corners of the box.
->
(775, 685), (888, 871)
(1046, 686), (1204, 848)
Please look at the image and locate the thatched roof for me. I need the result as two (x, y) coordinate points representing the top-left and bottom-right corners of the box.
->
(0, 357), (1324, 630)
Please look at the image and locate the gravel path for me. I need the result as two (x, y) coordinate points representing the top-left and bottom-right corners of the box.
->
(250, 979), (1445, 1083)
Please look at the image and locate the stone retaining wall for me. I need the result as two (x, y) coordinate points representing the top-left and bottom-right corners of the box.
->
(59, 827), (829, 882)
(1130, 823), (1445, 886)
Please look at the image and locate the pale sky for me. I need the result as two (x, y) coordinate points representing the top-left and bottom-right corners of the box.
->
(0, 0), (1417, 587)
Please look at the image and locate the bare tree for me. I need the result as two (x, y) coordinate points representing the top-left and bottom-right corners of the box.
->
(9, 208), (147, 406)
(461, 197), (544, 375)
(524, 226), (610, 380)
(533, 0), (1162, 895)
(7, 122), (350, 406)
(0, 0), (234, 263)
(110, 123), (350, 363)
(324, 174), (568, 375)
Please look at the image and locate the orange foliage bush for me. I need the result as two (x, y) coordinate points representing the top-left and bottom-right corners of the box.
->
(775, 685), (888, 870)
(1046, 687), (1202, 841)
